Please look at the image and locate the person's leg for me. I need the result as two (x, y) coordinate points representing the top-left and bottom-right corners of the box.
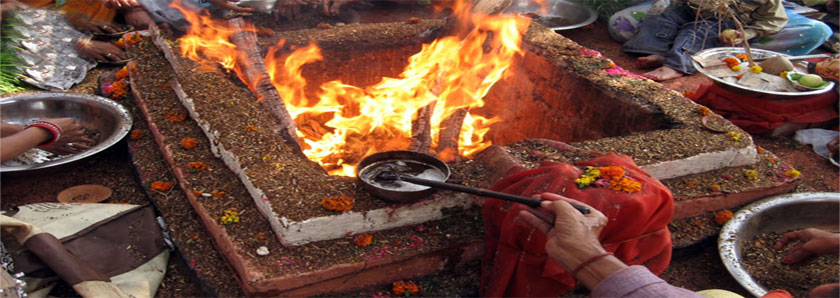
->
(750, 9), (833, 56)
(644, 19), (725, 80)
(623, 3), (693, 71)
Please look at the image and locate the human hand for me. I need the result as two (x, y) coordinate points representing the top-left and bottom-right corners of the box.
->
(102, 0), (138, 9)
(39, 118), (93, 155)
(518, 193), (607, 272)
(124, 8), (153, 29)
(206, 0), (255, 12)
(719, 29), (744, 45)
(274, 0), (308, 20)
(320, 0), (355, 16)
(76, 39), (127, 62)
(774, 228), (840, 264)
(67, 18), (118, 34)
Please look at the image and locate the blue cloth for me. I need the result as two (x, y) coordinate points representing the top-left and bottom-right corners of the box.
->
(623, 3), (734, 74)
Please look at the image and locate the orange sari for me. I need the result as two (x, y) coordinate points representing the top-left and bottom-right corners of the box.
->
(21, 0), (116, 24)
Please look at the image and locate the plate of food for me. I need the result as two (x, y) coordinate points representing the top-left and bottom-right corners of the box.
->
(692, 48), (834, 96)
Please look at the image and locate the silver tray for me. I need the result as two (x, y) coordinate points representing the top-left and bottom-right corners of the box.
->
(718, 192), (840, 297)
(692, 47), (834, 96)
(504, 0), (597, 31)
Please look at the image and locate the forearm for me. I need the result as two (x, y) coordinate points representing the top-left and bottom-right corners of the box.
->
(0, 127), (52, 163)
(0, 123), (24, 137)
(591, 266), (705, 298)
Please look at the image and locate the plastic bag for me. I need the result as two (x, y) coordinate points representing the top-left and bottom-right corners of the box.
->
(794, 128), (839, 165)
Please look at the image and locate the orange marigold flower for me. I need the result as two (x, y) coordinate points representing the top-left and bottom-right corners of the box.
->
(723, 57), (740, 68)
(709, 184), (722, 191)
(735, 54), (748, 61)
(181, 137), (199, 149)
(166, 113), (187, 122)
(192, 189), (203, 196)
(211, 190), (225, 198)
(115, 67), (129, 80)
(354, 234), (373, 247)
(392, 281), (420, 296)
(756, 146), (764, 154)
(697, 106), (713, 116)
(714, 209), (734, 225)
(244, 125), (259, 132)
(609, 177), (642, 193)
(114, 39), (125, 49)
(255, 233), (266, 242)
(686, 181), (698, 189)
(682, 90), (696, 97)
(188, 161), (208, 172)
(151, 181), (173, 191)
(320, 195), (354, 211)
(598, 166), (625, 181)
(129, 129), (143, 140)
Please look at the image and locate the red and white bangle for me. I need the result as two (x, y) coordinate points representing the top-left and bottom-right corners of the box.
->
(25, 120), (63, 148)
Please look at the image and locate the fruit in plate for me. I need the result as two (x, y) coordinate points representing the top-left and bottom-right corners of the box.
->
(721, 29), (737, 40)
(798, 74), (825, 88)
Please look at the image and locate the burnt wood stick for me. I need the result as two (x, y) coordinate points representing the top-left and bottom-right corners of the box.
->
(409, 102), (435, 153)
(436, 108), (468, 161)
(227, 17), (304, 155)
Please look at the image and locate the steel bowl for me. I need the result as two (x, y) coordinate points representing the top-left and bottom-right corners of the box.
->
(719, 192), (840, 297)
(0, 93), (132, 173)
(503, 0), (597, 31)
(692, 47), (835, 97)
(357, 150), (450, 203)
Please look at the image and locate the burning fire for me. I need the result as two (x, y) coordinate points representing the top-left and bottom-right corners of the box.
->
(171, 1), (529, 176)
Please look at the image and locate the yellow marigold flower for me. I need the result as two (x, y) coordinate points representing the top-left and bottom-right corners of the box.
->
(354, 234), (373, 247)
(221, 209), (239, 225)
(731, 65), (742, 72)
(749, 65), (763, 74)
(784, 169), (801, 178)
(726, 131), (742, 141)
(320, 195), (354, 211)
(779, 71), (788, 78)
(744, 170), (759, 181)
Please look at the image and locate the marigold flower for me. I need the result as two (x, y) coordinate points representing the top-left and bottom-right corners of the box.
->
(166, 113), (187, 122)
(221, 209), (239, 225)
(749, 65), (763, 74)
(151, 181), (173, 191)
(784, 169), (801, 178)
(744, 170), (759, 181)
(354, 234), (373, 247)
(211, 190), (225, 198)
(730, 65), (742, 72)
(392, 281), (420, 296)
(682, 90), (696, 97)
(245, 125), (259, 131)
(779, 71), (788, 78)
(255, 233), (266, 242)
(598, 166), (625, 181)
(756, 146), (764, 154)
(736, 54), (748, 61)
(188, 161), (208, 172)
(697, 106), (713, 116)
(115, 67), (129, 79)
(714, 209), (734, 225)
(726, 131), (742, 141)
(320, 195), (354, 211)
(609, 177), (642, 193)
(709, 184), (722, 191)
(192, 189), (203, 196)
(129, 129), (143, 140)
(723, 57), (740, 68)
(686, 181), (698, 189)
(181, 137), (199, 149)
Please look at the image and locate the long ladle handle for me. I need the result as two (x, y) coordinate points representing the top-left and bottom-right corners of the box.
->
(397, 175), (590, 214)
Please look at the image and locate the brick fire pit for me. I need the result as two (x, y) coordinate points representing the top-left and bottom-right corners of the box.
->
(127, 9), (798, 295)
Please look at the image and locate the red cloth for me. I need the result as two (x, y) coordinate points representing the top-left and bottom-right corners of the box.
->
(689, 84), (839, 134)
(480, 153), (674, 297)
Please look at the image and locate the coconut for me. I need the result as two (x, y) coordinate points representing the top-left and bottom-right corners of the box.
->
(758, 55), (794, 75)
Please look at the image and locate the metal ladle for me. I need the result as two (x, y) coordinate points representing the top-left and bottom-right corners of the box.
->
(375, 171), (591, 214)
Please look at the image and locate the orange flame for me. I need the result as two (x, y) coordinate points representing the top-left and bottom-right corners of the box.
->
(172, 0), (529, 176)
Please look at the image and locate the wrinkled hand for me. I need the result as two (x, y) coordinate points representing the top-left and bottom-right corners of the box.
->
(274, 0), (308, 20)
(206, 0), (255, 12)
(518, 193), (607, 272)
(68, 18), (118, 34)
(320, 0), (355, 15)
(102, 0), (138, 9)
(40, 118), (93, 155)
(124, 8), (153, 29)
(774, 228), (840, 264)
(827, 136), (838, 158)
(76, 39), (127, 62)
